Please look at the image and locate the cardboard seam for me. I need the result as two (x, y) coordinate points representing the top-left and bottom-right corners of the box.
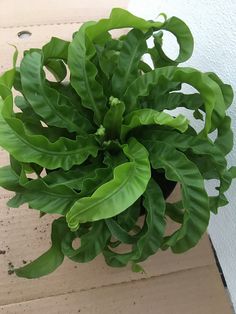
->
(0, 264), (215, 307)
(0, 21), (84, 30)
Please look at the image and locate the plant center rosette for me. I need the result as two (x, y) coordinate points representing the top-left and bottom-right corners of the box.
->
(0, 8), (235, 278)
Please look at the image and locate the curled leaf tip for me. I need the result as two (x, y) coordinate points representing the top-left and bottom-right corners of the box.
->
(67, 218), (80, 232)
(155, 12), (168, 22)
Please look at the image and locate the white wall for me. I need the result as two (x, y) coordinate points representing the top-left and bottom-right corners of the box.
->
(128, 0), (236, 309)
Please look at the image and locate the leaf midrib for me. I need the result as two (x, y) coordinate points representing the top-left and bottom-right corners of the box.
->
(27, 187), (77, 200)
(38, 74), (81, 133)
(23, 54), (80, 133)
(70, 162), (137, 218)
(6, 119), (96, 157)
(121, 43), (140, 90)
(82, 59), (101, 122)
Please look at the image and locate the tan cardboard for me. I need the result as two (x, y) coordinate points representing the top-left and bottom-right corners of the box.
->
(0, 266), (233, 314)
(0, 0), (128, 28)
(0, 1), (233, 313)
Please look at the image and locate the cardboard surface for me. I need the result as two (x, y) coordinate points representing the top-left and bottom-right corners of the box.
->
(0, 0), (128, 28)
(0, 266), (232, 314)
(0, 1), (233, 313)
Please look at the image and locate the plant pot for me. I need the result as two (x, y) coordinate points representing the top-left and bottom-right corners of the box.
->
(140, 170), (176, 215)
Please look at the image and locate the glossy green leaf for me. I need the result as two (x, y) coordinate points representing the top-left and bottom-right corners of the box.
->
(131, 262), (145, 273)
(103, 179), (166, 266)
(207, 72), (234, 110)
(147, 140), (210, 253)
(124, 67), (225, 133)
(132, 179), (166, 262)
(44, 59), (67, 82)
(20, 51), (91, 134)
(41, 37), (69, 81)
(116, 200), (141, 231)
(15, 217), (68, 278)
(0, 46), (18, 88)
(43, 164), (111, 192)
(103, 97), (125, 139)
(62, 220), (110, 262)
(121, 109), (188, 141)
(85, 8), (165, 41)
(139, 129), (227, 171)
(214, 116), (233, 156)
(150, 16), (194, 67)
(43, 37), (69, 61)
(9, 173), (78, 215)
(0, 165), (22, 191)
(66, 138), (151, 230)
(105, 218), (141, 244)
(68, 23), (108, 125)
(96, 38), (123, 81)
(166, 201), (184, 223)
(147, 92), (203, 112)
(8, 163), (113, 215)
(0, 96), (99, 170)
(112, 29), (147, 97)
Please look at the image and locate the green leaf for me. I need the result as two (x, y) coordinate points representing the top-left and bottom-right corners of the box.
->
(20, 51), (91, 134)
(8, 164), (113, 215)
(112, 29), (147, 97)
(124, 67), (225, 133)
(9, 174), (78, 215)
(0, 46), (18, 88)
(103, 179), (166, 266)
(85, 8), (165, 41)
(45, 59), (67, 82)
(131, 262), (145, 273)
(207, 72), (234, 110)
(43, 37), (69, 61)
(193, 109), (204, 120)
(66, 138), (151, 231)
(44, 165), (113, 197)
(166, 201), (184, 223)
(103, 97), (125, 139)
(96, 40), (121, 80)
(0, 165), (22, 191)
(68, 23), (108, 125)
(15, 217), (68, 278)
(15, 95), (40, 117)
(142, 116), (230, 215)
(61, 220), (110, 262)
(229, 166), (236, 179)
(0, 96), (99, 170)
(147, 141), (209, 253)
(121, 109), (188, 141)
(0, 70), (16, 90)
(14, 96), (68, 141)
(105, 218), (141, 244)
(214, 116), (233, 156)
(68, 7), (168, 124)
(139, 129), (227, 171)
(148, 92), (203, 112)
(132, 179), (166, 262)
(139, 61), (152, 73)
(209, 169), (232, 213)
(150, 16), (194, 67)
(117, 200), (141, 231)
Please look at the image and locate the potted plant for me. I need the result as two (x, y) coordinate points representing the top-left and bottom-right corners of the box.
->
(0, 8), (235, 278)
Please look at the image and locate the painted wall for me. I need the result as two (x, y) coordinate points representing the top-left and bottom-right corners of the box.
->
(128, 0), (236, 309)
